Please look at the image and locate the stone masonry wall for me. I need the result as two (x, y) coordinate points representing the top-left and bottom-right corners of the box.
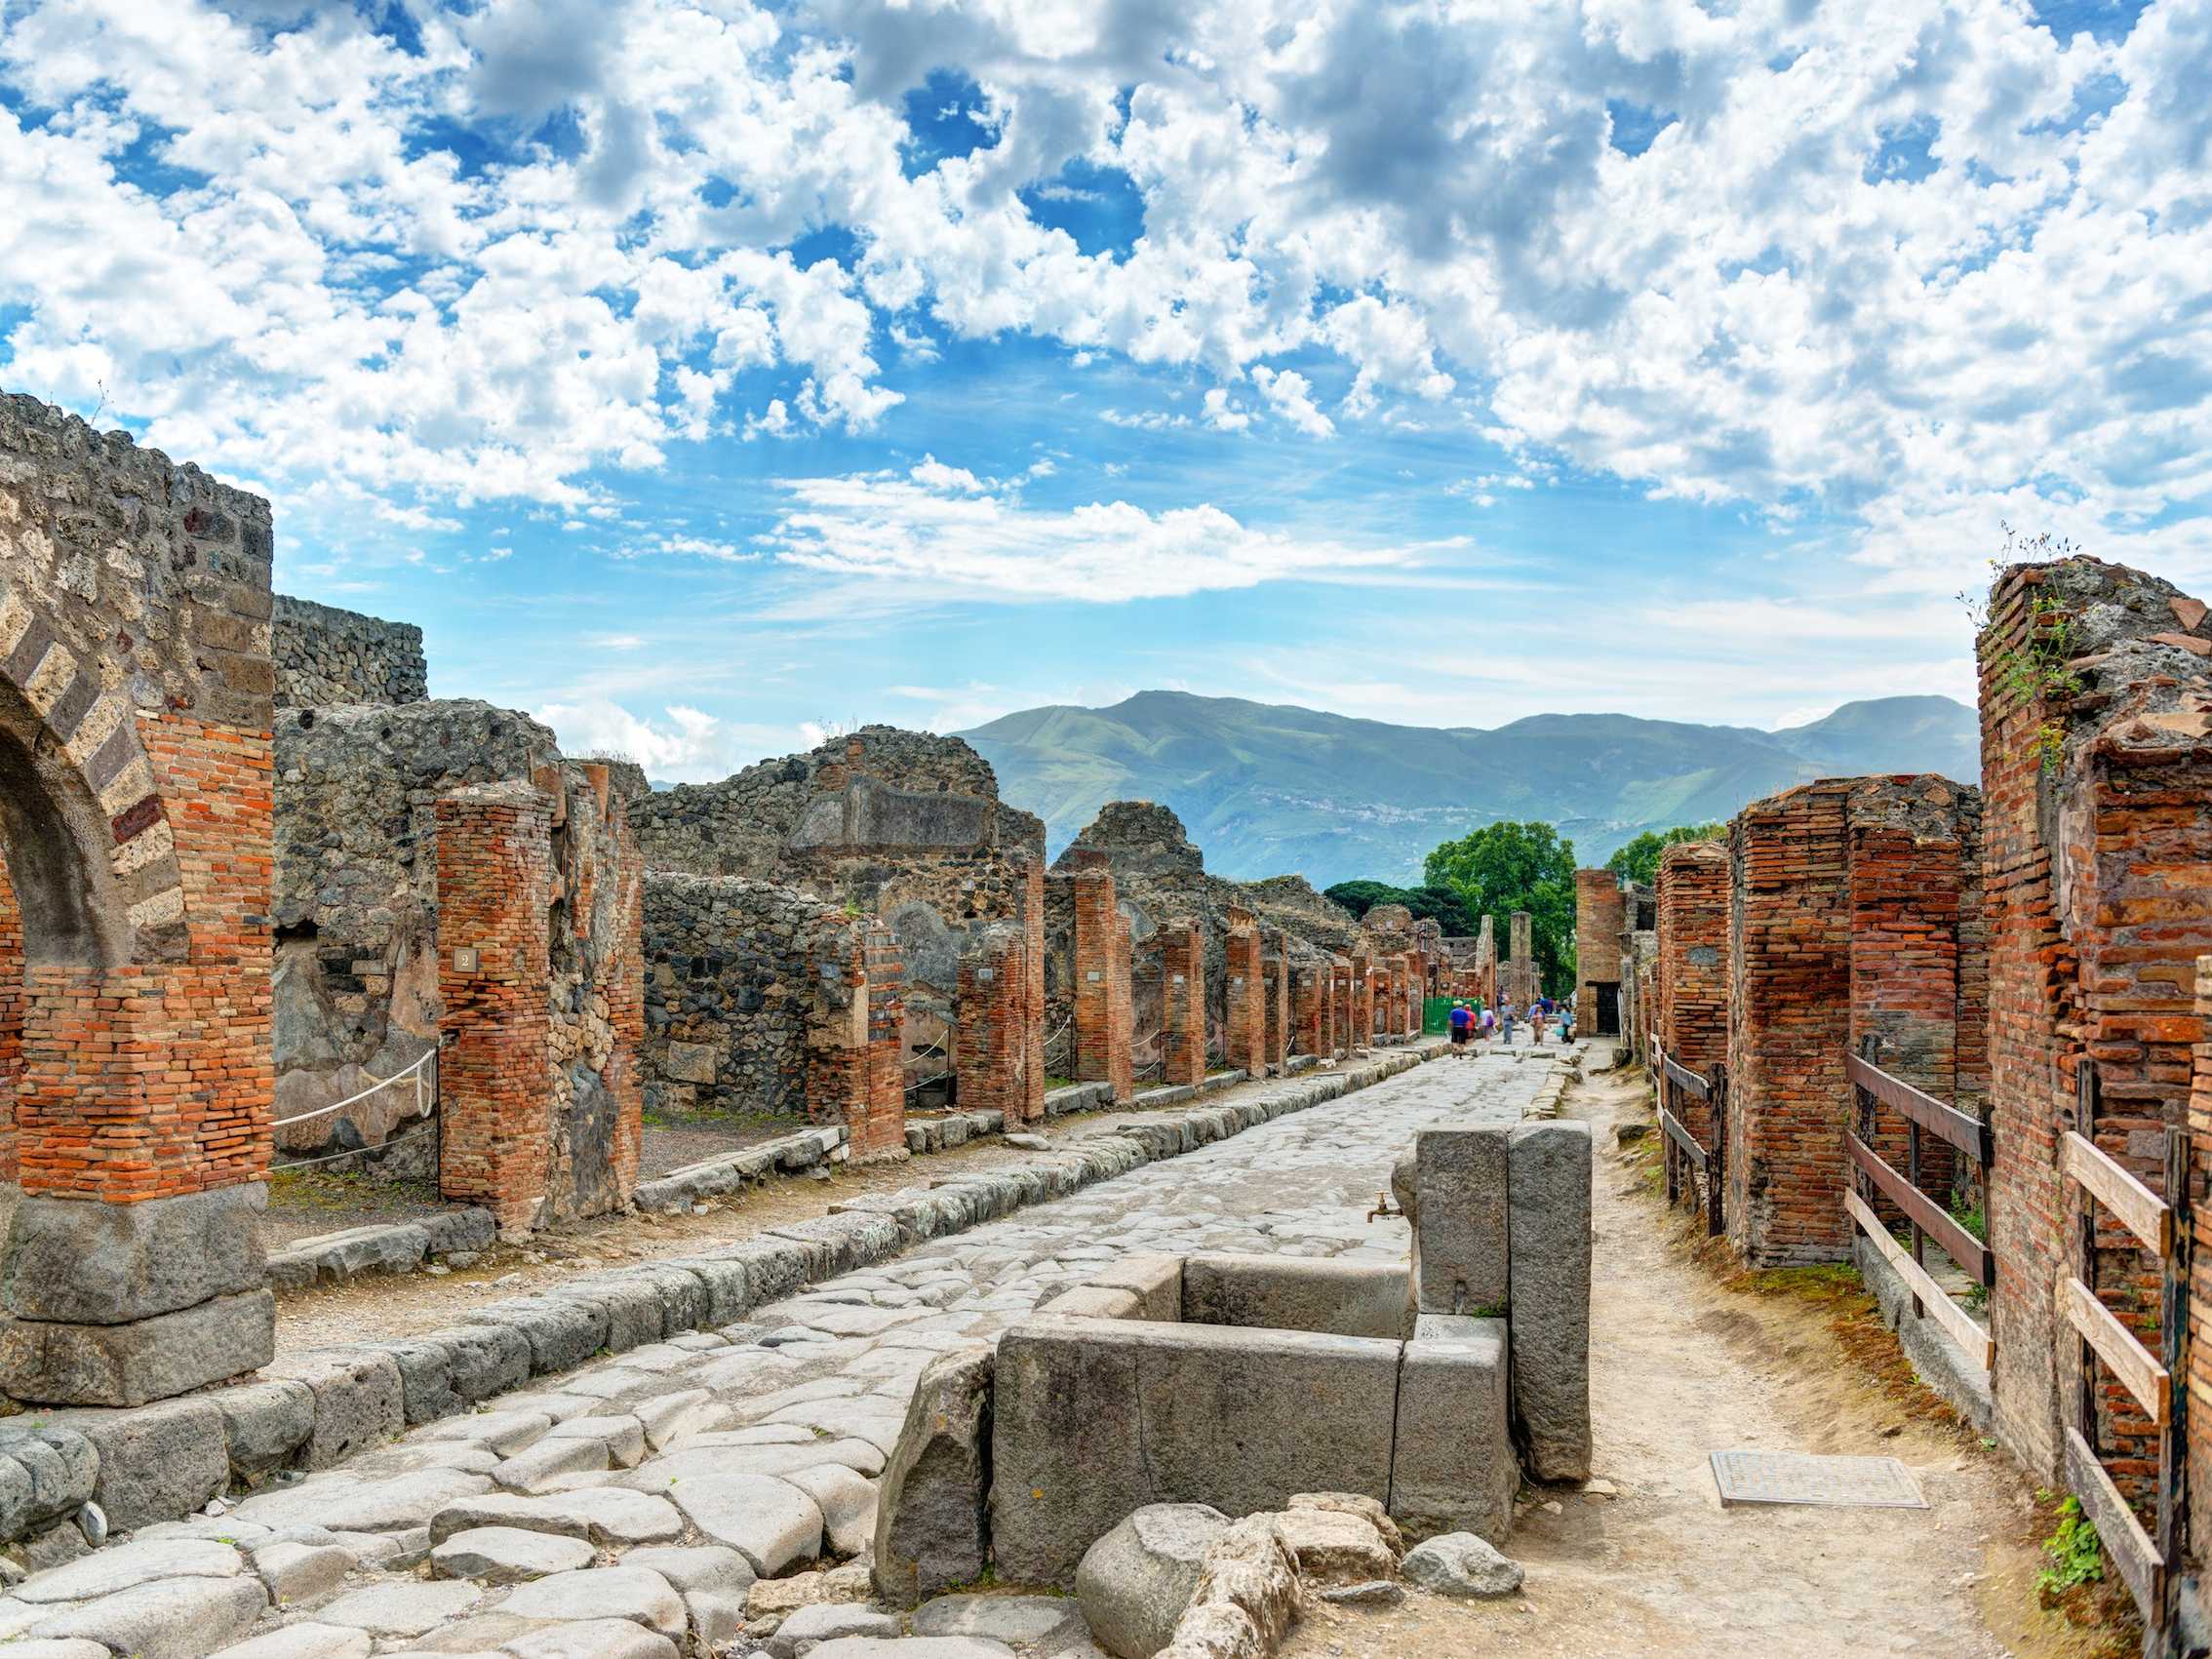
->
(271, 594), (427, 711)
(272, 700), (560, 1162)
(1980, 557), (2212, 1488)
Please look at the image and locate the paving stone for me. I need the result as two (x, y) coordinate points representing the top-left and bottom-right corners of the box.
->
(235, 1468), (494, 1533)
(498, 1564), (685, 1636)
(543, 1414), (647, 1468)
(620, 1544), (754, 1597)
(13, 1536), (243, 1602)
(767, 1602), (899, 1656)
(494, 1436), (610, 1493)
(0, 1640), (111, 1659)
(428, 1488), (686, 1547)
(316, 1578), (485, 1636)
(666, 1473), (823, 1574)
(911, 1593), (1087, 1648)
(417, 1410), (553, 1454)
(25, 1573), (268, 1659)
(248, 1537), (355, 1602)
(779, 1463), (878, 1557)
(500, 1617), (678, 1659)
(801, 1640), (1015, 1658)
(618, 1438), (882, 1488)
(431, 1525), (597, 1584)
(209, 1624), (373, 1659)
(1074, 1504), (1228, 1659)
(684, 1588), (745, 1646)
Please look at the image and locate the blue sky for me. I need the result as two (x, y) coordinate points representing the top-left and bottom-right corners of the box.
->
(2, 0), (2207, 779)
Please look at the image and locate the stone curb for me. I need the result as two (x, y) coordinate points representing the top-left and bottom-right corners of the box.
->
(9, 1043), (1448, 1553)
(264, 1208), (498, 1291)
(631, 1125), (853, 1213)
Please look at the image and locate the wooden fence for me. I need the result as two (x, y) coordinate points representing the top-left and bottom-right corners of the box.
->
(1650, 1035), (1725, 1237)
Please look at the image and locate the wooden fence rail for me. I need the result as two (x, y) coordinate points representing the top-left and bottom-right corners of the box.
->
(2058, 1062), (2192, 1641)
(1843, 1040), (1995, 1373)
(1651, 1040), (1724, 1238)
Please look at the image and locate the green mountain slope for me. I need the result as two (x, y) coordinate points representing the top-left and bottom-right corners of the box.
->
(959, 691), (1979, 887)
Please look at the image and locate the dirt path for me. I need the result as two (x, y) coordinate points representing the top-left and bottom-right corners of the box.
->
(1282, 1061), (2113, 1659)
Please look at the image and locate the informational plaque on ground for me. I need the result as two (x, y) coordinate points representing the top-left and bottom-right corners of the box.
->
(1710, 1449), (1929, 1509)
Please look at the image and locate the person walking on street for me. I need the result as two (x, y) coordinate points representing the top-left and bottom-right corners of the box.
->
(1448, 1000), (1473, 1054)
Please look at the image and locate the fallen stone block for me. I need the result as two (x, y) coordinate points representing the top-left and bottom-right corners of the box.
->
(1076, 1503), (1229, 1659)
(1401, 1531), (1523, 1598)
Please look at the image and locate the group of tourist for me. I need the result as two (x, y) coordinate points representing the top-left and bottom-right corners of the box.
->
(1445, 992), (1573, 1052)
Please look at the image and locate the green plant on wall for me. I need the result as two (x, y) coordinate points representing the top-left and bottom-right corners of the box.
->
(1959, 526), (2085, 772)
(2035, 1494), (2105, 1596)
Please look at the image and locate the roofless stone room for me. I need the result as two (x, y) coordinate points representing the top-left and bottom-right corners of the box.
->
(1, 3), (2207, 1655)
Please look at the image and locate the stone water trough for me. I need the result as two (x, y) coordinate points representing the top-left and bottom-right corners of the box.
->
(874, 1120), (1593, 1619)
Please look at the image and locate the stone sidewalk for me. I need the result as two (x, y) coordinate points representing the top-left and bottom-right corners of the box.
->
(0, 1050), (1568, 1659)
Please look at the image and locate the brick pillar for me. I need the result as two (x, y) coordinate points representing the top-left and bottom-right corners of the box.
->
(1224, 908), (1263, 1075)
(1017, 853), (1047, 1125)
(1331, 956), (1351, 1055)
(860, 921), (907, 1157)
(1294, 961), (1323, 1057)
(1724, 783), (1851, 1266)
(1073, 853), (1133, 1103)
(0, 856), (18, 1187)
(1575, 869), (1625, 1037)
(1160, 922), (1205, 1088)
(1351, 954), (1373, 1049)
(1264, 947), (1288, 1070)
(436, 782), (553, 1234)
(956, 923), (1030, 1120)
(1403, 951), (1421, 1036)
(605, 808), (646, 1205)
(1979, 558), (2212, 1484)
(1656, 839), (1729, 1113)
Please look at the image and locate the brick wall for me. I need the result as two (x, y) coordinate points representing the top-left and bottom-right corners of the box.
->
(1224, 908), (1264, 1074)
(0, 857), (19, 1185)
(1846, 778), (1985, 1209)
(1576, 869), (1626, 1036)
(1981, 557), (2212, 1483)
(805, 919), (908, 1160)
(1160, 922), (1205, 1087)
(1331, 956), (1352, 1056)
(2192, 955), (2212, 1555)
(1351, 954), (1373, 1049)
(1072, 853), (1134, 1102)
(435, 783), (553, 1232)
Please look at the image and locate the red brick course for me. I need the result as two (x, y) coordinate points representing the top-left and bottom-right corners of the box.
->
(956, 923), (1034, 1122)
(1263, 941), (1289, 1070)
(435, 783), (553, 1232)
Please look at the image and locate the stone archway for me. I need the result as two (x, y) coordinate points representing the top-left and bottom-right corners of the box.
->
(0, 393), (278, 1406)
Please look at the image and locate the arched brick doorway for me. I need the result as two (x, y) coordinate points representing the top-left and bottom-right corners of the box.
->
(0, 393), (278, 1406)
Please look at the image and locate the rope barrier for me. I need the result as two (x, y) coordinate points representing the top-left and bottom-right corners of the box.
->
(271, 1116), (437, 1173)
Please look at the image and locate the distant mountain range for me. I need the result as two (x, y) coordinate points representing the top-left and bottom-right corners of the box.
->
(959, 691), (1980, 889)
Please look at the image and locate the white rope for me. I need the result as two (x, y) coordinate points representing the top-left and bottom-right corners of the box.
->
(271, 1049), (435, 1128)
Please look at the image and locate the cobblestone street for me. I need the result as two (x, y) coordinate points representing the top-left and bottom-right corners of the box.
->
(0, 1050), (1565, 1659)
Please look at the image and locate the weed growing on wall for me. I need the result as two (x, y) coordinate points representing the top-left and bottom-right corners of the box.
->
(1959, 526), (2086, 771)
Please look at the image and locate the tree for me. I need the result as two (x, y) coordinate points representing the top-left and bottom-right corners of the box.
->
(1322, 880), (1477, 935)
(1424, 820), (1578, 995)
(1604, 822), (1728, 888)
